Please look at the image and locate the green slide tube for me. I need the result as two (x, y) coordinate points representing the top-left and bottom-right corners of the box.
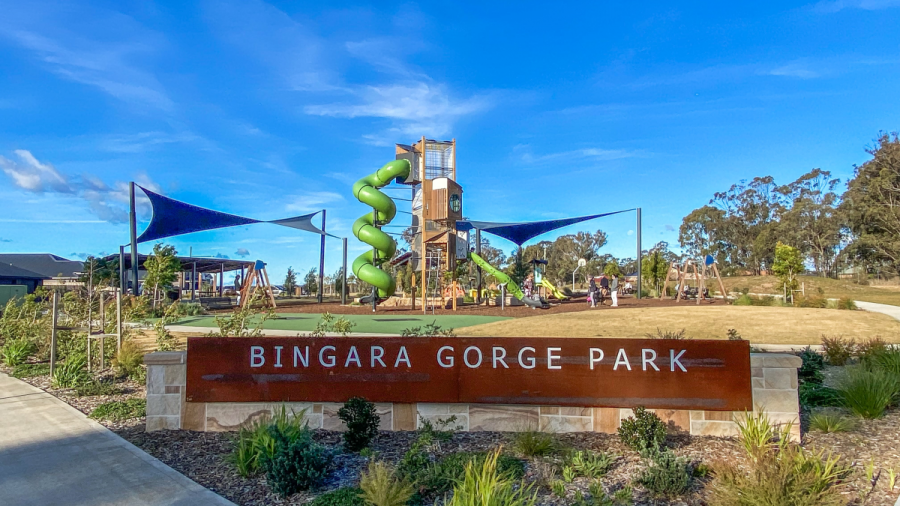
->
(468, 252), (525, 300)
(541, 278), (569, 300)
(351, 160), (411, 299)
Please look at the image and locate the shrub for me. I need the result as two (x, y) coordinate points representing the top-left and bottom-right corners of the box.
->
(404, 450), (525, 498)
(511, 429), (558, 457)
(568, 450), (616, 479)
(2, 339), (36, 366)
(262, 425), (332, 497)
(857, 337), (888, 363)
(635, 450), (692, 498)
(51, 356), (91, 388)
(799, 382), (842, 409)
(709, 444), (848, 506)
(401, 320), (455, 337)
(866, 345), (900, 375)
(734, 294), (753, 306)
(735, 411), (776, 457)
(617, 407), (667, 454)
(230, 405), (310, 477)
(645, 328), (689, 339)
(113, 340), (145, 381)
(796, 296), (827, 308)
(447, 449), (537, 506)
(836, 366), (900, 418)
(11, 362), (50, 378)
(308, 488), (365, 506)
(726, 329), (743, 341)
(820, 336), (855, 366)
(808, 411), (857, 433)
(338, 397), (381, 452)
(359, 461), (415, 506)
(89, 398), (146, 421)
(836, 297), (856, 310)
(76, 379), (122, 397)
(797, 347), (824, 385)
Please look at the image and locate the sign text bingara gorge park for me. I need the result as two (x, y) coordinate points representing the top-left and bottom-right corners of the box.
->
(186, 337), (753, 411)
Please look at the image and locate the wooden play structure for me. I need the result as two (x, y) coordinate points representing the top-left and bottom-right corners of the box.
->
(239, 260), (277, 308)
(661, 256), (728, 304)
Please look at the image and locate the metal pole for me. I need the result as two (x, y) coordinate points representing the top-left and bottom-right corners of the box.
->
(116, 288), (122, 352)
(318, 210), (326, 304)
(87, 260), (93, 372)
(341, 237), (348, 305)
(129, 182), (139, 296)
(119, 245), (125, 294)
(501, 284), (506, 311)
(475, 229), (482, 304)
(50, 291), (58, 378)
(219, 263), (224, 297)
(636, 207), (642, 300)
(191, 262), (197, 300)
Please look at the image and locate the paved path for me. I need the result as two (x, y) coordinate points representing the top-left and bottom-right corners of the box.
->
(856, 300), (900, 322)
(0, 373), (235, 506)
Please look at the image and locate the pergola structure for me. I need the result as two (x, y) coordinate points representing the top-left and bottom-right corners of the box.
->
(108, 253), (253, 299)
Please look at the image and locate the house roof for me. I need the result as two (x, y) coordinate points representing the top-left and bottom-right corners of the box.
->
(0, 254), (82, 278)
(0, 262), (50, 280)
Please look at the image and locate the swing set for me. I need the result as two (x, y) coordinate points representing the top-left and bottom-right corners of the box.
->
(660, 255), (728, 304)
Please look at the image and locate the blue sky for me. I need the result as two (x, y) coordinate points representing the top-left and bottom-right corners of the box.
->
(1, 0), (899, 282)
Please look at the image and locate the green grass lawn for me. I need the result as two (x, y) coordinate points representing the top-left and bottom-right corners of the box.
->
(171, 313), (511, 335)
(717, 275), (900, 306)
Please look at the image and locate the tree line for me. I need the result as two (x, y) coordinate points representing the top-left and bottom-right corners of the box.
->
(679, 133), (900, 278)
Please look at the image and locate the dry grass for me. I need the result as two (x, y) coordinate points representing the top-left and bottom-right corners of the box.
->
(128, 329), (192, 352)
(458, 305), (900, 344)
(719, 275), (900, 306)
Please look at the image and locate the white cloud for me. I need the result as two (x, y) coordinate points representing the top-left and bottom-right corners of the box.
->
(0, 7), (173, 112)
(285, 191), (345, 214)
(514, 145), (642, 165)
(767, 62), (820, 79)
(98, 131), (201, 153)
(0, 149), (72, 192)
(811, 0), (900, 13)
(0, 149), (160, 223)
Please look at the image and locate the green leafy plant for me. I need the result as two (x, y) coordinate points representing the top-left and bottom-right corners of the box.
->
(562, 465), (576, 483)
(2, 339), (36, 366)
(51, 355), (91, 388)
(338, 397), (381, 452)
(635, 449), (692, 498)
(359, 461), (415, 506)
(808, 410), (857, 433)
(617, 407), (667, 455)
(307, 487), (364, 506)
(76, 379), (122, 397)
(857, 338), (889, 364)
(113, 340), (145, 381)
(612, 486), (633, 504)
(797, 346), (825, 385)
(401, 320), (456, 337)
(551, 480), (566, 498)
(403, 450), (524, 498)
(229, 405), (310, 477)
(836, 366), (900, 419)
(820, 336), (855, 366)
(735, 411), (776, 457)
(836, 297), (856, 310)
(416, 415), (461, 448)
(88, 398), (146, 421)
(799, 382), (842, 409)
(447, 449), (537, 506)
(867, 345), (900, 375)
(11, 362), (50, 378)
(568, 450), (616, 479)
(511, 428), (559, 457)
(207, 289), (275, 337)
(262, 424), (332, 497)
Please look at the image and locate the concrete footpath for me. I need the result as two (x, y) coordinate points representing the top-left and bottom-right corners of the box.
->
(856, 300), (900, 322)
(0, 372), (235, 506)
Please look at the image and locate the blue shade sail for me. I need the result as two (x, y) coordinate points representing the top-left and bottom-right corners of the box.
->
(456, 209), (635, 246)
(136, 186), (329, 243)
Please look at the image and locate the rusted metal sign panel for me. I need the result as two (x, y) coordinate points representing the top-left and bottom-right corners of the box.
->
(186, 337), (752, 411)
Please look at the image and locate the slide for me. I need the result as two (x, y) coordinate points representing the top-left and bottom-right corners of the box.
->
(468, 252), (548, 309)
(351, 159), (411, 300)
(541, 278), (569, 300)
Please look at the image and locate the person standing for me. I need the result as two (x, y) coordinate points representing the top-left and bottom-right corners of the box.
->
(523, 273), (534, 298)
(599, 274), (610, 305)
(610, 274), (619, 307)
(588, 277), (597, 307)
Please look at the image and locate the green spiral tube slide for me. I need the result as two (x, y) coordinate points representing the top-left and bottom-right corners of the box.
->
(351, 159), (411, 299)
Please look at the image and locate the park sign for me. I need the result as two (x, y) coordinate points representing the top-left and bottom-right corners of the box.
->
(186, 337), (753, 411)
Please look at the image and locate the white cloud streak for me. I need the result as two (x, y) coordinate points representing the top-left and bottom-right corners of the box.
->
(285, 191), (345, 214)
(811, 0), (900, 13)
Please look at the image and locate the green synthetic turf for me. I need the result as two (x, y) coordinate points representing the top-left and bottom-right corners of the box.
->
(171, 313), (511, 335)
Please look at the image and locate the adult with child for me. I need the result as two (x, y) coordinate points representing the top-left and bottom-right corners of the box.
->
(599, 274), (610, 305)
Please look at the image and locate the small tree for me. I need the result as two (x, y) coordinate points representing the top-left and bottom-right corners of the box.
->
(773, 242), (804, 303)
(304, 267), (318, 296)
(283, 267), (297, 297)
(604, 259), (622, 278)
(642, 250), (670, 296)
(332, 267), (346, 298)
(143, 244), (180, 308)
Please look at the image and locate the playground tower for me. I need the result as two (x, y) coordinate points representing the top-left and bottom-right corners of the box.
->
(395, 137), (465, 308)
